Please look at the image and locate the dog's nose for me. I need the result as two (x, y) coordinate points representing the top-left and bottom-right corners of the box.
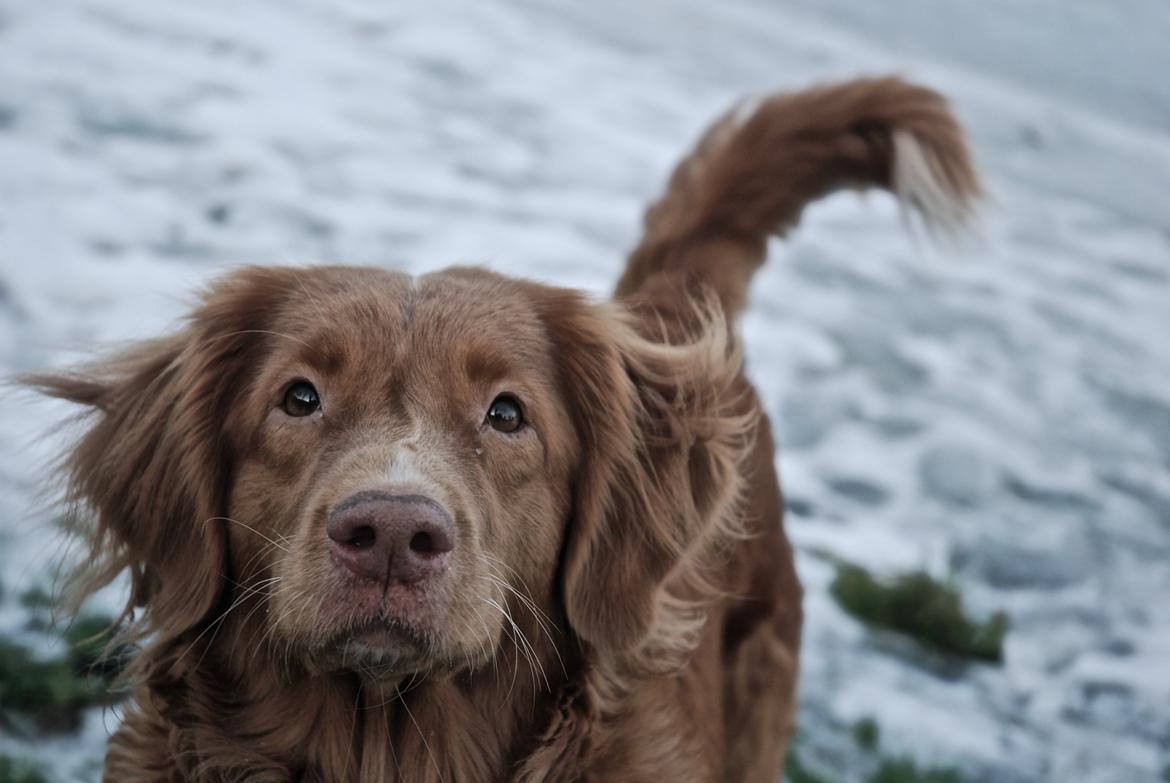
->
(326, 490), (455, 584)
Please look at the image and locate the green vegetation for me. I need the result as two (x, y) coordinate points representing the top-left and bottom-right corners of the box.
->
(0, 637), (104, 732)
(784, 750), (836, 783)
(831, 564), (1008, 663)
(0, 607), (123, 734)
(63, 613), (124, 679)
(784, 748), (961, 783)
(784, 719), (963, 783)
(870, 757), (959, 783)
(17, 587), (52, 612)
(852, 716), (880, 751)
(18, 588), (54, 633)
(0, 755), (49, 783)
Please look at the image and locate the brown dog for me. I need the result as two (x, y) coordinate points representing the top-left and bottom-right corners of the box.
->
(31, 77), (978, 782)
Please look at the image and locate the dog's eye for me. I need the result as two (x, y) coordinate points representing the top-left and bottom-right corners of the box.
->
(486, 394), (523, 433)
(282, 381), (321, 417)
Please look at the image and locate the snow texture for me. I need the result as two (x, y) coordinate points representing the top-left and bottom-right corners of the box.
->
(1, 0), (1168, 780)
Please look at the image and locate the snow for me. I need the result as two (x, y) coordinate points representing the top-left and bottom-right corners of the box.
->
(1, 0), (1168, 780)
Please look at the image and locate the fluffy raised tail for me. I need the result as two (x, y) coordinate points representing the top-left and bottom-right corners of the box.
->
(616, 77), (982, 317)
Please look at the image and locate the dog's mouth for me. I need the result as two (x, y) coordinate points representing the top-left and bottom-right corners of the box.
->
(316, 616), (435, 675)
(310, 560), (449, 650)
(348, 618), (421, 648)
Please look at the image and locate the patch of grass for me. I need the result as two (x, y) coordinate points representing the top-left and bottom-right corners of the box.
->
(0, 637), (103, 732)
(869, 756), (959, 783)
(831, 564), (1008, 663)
(852, 716), (881, 751)
(784, 719), (965, 783)
(17, 587), (53, 611)
(19, 586), (54, 633)
(0, 755), (49, 783)
(63, 613), (124, 679)
(0, 612), (124, 734)
(784, 750), (838, 783)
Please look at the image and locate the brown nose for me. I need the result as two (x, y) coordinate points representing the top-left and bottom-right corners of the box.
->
(326, 490), (455, 585)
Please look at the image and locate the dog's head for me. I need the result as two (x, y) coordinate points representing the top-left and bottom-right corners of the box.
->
(34, 265), (747, 679)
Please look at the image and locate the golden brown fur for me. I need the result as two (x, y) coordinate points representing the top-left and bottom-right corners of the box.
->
(29, 77), (979, 782)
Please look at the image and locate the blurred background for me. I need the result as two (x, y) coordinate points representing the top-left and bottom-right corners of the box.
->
(1, 1), (1168, 781)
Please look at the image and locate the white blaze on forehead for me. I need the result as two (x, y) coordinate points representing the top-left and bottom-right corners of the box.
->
(381, 445), (431, 489)
(376, 417), (452, 501)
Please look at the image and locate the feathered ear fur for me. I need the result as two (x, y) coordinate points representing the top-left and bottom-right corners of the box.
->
(539, 290), (754, 660)
(25, 267), (302, 651)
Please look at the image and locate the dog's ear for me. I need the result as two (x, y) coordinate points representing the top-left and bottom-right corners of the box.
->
(540, 291), (752, 656)
(27, 267), (300, 642)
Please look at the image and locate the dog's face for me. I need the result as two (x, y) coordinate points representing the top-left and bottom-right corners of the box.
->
(229, 267), (579, 674)
(38, 264), (745, 681)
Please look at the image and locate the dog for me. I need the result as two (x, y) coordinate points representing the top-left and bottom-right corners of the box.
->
(30, 77), (978, 781)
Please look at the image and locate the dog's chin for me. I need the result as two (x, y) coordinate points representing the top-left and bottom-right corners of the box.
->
(310, 619), (426, 676)
(310, 618), (479, 680)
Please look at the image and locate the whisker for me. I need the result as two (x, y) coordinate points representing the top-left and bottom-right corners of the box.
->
(473, 554), (566, 679)
(485, 596), (547, 699)
(397, 684), (444, 783)
(481, 596), (520, 704)
(477, 553), (562, 643)
(176, 575), (281, 671)
(207, 516), (289, 553)
(342, 678), (362, 783)
(237, 539), (289, 577)
(253, 595), (300, 668)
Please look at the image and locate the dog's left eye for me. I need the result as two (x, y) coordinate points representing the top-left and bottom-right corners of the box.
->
(282, 381), (321, 417)
(486, 394), (523, 433)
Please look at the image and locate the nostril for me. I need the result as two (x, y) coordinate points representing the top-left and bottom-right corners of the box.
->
(327, 490), (455, 583)
(348, 524), (377, 548)
(409, 531), (435, 555)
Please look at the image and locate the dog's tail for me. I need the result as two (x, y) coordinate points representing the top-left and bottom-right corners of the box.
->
(616, 77), (982, 317)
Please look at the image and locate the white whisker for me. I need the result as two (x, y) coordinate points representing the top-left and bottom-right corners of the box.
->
(207, 516), (289, 553)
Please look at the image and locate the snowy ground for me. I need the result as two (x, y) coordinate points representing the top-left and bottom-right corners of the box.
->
(1, 1), (1168, 780)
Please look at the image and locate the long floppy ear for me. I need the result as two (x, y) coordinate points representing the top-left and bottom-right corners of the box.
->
(541, 290), (754, 657)
(25, 267), (300, 647)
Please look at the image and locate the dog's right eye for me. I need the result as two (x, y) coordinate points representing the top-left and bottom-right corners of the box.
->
(282, 381), (321, 417)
